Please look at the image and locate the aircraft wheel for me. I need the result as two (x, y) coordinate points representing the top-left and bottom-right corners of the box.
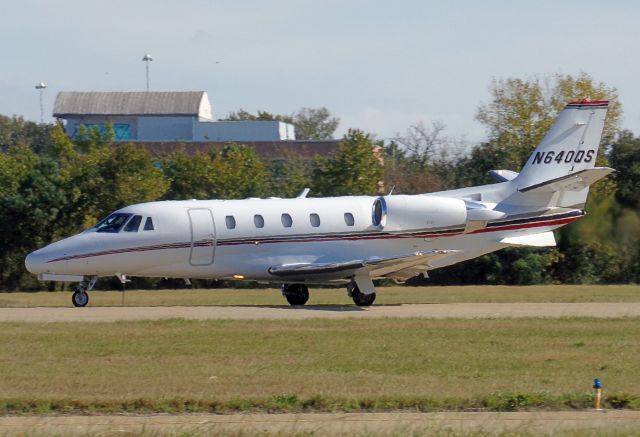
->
(282, 284), (309, 306)
(72, 290), (89, 307)
(351, 285), (376, 306)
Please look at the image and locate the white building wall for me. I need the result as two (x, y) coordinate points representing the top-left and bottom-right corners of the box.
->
(137, 116), (195, 141)
(61, 113), (297, 142)
(194, 120), (296, 141)
(197, 92), (213, 120)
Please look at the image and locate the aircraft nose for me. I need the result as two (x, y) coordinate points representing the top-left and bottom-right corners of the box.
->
(25, 250), (46, 274)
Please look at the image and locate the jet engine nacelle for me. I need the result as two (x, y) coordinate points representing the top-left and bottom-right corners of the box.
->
(380, 195), (468, 232)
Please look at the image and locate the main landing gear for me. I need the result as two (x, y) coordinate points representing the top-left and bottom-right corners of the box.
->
(72, 276), (98, 307)
(280, 280), (377, 307)
(281, 283), (309, 306)
(348, 282), (376, 306)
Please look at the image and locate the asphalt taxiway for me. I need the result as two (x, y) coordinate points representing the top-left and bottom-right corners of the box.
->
(1, 411), (638, 435)
(1, 302), (639, 322)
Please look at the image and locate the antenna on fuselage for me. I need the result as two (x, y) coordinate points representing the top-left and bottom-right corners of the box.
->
(115, 273), (130, 306)
(297, 188), (310, 198)
(388, 185), (396, 195)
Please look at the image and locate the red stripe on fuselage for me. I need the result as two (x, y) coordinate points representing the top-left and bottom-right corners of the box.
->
(46, 215), (579, 263)
(567, 99), (609, 106)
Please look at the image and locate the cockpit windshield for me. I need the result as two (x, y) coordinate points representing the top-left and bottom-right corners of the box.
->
(94, 213), (132, 233)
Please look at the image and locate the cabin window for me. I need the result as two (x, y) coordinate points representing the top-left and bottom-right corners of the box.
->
(95, 213), (131, 233)
(281, 213), (293, 228)
(254, 214), (265, 228)
(144, 217), (154, 231)
(225, 215), (236, 229)
(123, 215), (142, 232)
(310, 213), (320, 227)
(372, 197), (387, 226)
(344, 212), (355, 226)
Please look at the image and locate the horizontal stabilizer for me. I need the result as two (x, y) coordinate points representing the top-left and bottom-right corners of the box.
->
(500, 231), (556, 247)
(518, 167), (614, 194)
(489, 169), (519, 182)
(268, 250), (460, 281)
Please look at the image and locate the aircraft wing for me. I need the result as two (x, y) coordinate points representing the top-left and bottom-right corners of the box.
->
(268, 250), (460, 282)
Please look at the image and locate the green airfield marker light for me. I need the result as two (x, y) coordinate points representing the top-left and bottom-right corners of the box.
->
(593, 378), (603, 410)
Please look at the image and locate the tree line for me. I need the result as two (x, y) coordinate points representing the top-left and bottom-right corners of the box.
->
(0, 73), (639, 290)
(0, 119), (382, 289)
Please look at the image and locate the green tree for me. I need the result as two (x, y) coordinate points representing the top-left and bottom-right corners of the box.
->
(292, 107), (339, 140)
(222, 107), (340, 140)
(0, 144), (39, 198)
(551, 73), (622, 145)
(312, 129), (383, 196)
(475, 77), (552, 171)
(426, 73), (625, 286)
(163, 145), (268, 200)
(475, 73), (622, 172)
(383, 141), (444, 194)
(44, 124), (75, 161)
(63, 144), (169, 230)
(553, 192), (627, 284)
(609, 130), (640, 209)
(0, 146), (67, 289)
(74, 123), (115, 153)
(222, 109), (294, 123)
(209, 145), (268, 199)
(0, 124), (173, 290)
(162, 150), (218, 200)
(267, 155), (313, 198)
(0, 115), (55, 154)
(447, 142), (511, 187)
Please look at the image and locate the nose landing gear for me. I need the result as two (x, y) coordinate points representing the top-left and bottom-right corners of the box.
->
(72, 276), (98, 307)
(72, 289), (89, 307)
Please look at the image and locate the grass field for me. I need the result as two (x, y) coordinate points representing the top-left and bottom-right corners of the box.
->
(1, 284), (639, 307)
(0, 317), (639, 414)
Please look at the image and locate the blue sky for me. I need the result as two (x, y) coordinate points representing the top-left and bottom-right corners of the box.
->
(1, 0), (638, 143)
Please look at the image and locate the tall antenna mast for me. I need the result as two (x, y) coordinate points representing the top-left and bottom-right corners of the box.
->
(142, 53), (153, 91)
(35, 82), (46, 123)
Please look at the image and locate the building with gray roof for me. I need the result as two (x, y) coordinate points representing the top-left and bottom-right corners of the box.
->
(53, 91), (295, 142)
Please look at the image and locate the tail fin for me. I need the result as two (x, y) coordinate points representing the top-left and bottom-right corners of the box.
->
(512, 99), (610, 208)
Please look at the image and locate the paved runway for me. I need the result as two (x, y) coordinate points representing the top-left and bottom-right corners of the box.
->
(1, 411), (638, 435)
(1, 302), (639, 322)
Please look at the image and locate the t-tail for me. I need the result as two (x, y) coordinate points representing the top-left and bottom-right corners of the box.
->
(506, 99), (613, 209)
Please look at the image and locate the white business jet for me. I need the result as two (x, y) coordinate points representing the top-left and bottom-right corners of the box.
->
(26, 100), (613, 307)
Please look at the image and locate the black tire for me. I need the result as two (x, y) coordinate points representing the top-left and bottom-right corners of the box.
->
(282, 284), (309, 306)
(352, 286), (376, 306)
(72, 290), (89, 307)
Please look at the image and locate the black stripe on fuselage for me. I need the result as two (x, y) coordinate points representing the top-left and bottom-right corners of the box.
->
(484, 210), (584, 228)
(46, 211), (583, 263)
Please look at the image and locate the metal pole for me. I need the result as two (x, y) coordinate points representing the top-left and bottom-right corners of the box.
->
(142, 54), (153, 92)
(145, 61), (150, 92)
(35, 83), (46, 123)
(39, 89), (44, 123)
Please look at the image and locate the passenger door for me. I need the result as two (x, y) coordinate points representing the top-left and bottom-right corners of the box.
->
(188, 208), (216, 266)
